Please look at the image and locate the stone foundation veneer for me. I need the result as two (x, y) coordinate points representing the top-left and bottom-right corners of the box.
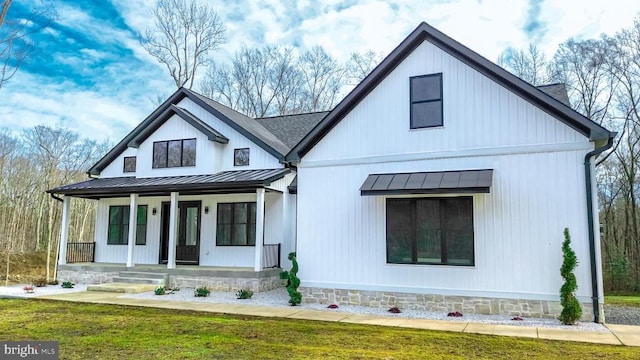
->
(169, 274), (284, 292)
(58, 269), (119, 285)
(300, 287), (598, 322)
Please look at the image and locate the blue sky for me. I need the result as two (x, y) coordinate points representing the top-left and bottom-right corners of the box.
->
(1, 0), (639, 142)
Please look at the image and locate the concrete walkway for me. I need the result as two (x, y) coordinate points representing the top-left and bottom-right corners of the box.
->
(31, 291), (640, 347)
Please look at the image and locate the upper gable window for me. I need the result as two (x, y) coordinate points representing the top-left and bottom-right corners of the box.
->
(410, 73), (443, 129)
(123, 157), (136, 173)
(234, 148), (249, 166)
(153, 138), (196, 168)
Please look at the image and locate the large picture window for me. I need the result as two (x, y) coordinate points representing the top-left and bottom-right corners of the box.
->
(152, 138), (196, 168)
(386, 197), (473, 266)
(108, 205), (148, 245)
(216, 202), (257, 246)
(410, 73), (443, 129)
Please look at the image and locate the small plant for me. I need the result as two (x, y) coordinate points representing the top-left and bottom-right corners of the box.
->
(236, 289), (254, 299)
(388, 306), (402, 314)
(512, 317), (524, 321)
(447, 311), (463, 317)
(194, 286), (210, 297)
(154, 286), (166, 295)
(48, 280), (59, 286)
(559, 228), (583, 325)
(279, 252), (302, 306)
(327, 304), (339, 309)
(61, 281), (74, 289)
(23, 286), (34, 293)
(33, 278), (47, 287)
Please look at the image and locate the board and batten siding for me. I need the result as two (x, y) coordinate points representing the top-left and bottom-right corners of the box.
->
(93, 192), (292, 267)
(99, 97), (282, 179)
(295, 38), (601, 303)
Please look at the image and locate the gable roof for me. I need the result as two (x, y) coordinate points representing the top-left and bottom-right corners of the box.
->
(256, 111), (329, 149)
(88, 88), (290, 176)
(128, 104), (229, 148)
(286, 22), (614, 162)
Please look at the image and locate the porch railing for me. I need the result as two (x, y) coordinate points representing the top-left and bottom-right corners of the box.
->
(66, 242), (95, 263)
(262, 243), (281, 268)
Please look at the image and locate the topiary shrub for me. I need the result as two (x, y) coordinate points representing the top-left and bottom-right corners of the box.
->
(279, 252), (302, 306)
(559, 228), (582, 325)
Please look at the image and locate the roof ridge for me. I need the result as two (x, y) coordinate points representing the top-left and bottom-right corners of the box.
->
(257, 110), (331, 120)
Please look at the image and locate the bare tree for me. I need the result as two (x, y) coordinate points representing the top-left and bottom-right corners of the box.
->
(498, 44), (551, 85)
(299, 46), (345, 112)
(346, 50), (383, 85)
(0, 0), (55, 89)
(140, 0), (226, 89)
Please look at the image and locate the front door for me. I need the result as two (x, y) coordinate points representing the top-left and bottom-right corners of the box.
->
(160, 201), (201, 264)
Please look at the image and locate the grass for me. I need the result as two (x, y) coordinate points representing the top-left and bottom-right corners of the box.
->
(0, 299), (638, 360)
(605, 295), (640, 307)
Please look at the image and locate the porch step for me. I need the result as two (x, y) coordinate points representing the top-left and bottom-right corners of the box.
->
(111, 277), (166, 286)
(87, 283), (157, 293)
(118, 271), (168, 280)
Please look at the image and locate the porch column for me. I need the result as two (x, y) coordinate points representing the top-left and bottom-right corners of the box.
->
(254, 188), (265, 271)
(282, 191), (291, 254)
(126, 193), (138, 268)
(167, 192), (179, 269)
(58, 195), (71, 265)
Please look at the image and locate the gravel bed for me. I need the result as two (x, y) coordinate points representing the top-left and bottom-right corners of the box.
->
(0, 284), (88, 298)
(604, 304), (640, 325)
(123, 287), (608, 332)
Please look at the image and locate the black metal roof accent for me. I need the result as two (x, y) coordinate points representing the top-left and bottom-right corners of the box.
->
(49, 169), (290, 198)
(360, 169), (493, 196)
(128, 105), (229, 148)
(286, 22), (614, 162)
(87, 88), (290, 176)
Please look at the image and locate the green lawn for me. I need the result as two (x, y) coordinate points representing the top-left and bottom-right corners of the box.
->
(605, 295), (640, 307)
(0, 299), (638, 359)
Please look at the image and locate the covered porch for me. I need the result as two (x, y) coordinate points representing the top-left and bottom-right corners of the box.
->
(48, 169), (296, 285)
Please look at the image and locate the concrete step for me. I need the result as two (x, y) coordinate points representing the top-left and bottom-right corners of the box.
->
(111, 277), (165, 286)
(87, 283), (157, 293)
(118, 271), (167, 280)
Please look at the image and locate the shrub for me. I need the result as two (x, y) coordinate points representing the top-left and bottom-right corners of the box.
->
(155, 286), (166, 295)
(23, 286), (34, 293)
(194, 286), (210, 297)
(327, 304), (339, 309)
(559, 228), (583, 325)
(388, 306), (402, 314)
(279, 252), (302, 306)
(61, 281), (74, 289)
(33, 278), (47, 287)
(447, 311), (463, 317)
(236, 289), (254, 299)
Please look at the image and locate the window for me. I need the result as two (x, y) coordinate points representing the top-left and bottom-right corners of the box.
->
(410, 73), (443, 128)
(386, 197), (473, 266)
(123, 156), (136, 173)
(234, 148), (250, 166)
(108, 205), (148, 245)
(152, 138), (196, 168)
(216, 202), (256, 246)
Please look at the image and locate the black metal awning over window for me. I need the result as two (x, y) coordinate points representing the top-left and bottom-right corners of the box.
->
(360, 169), (493, 196)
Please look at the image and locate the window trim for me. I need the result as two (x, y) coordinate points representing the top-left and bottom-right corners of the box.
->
(410, 73), (443, 129)
(107, 205), (148, 245)
(385, 196), (474, 266)
(152, 138), (197, 169)
(123, 156), (136, 173)
(215, 202), (257, 246)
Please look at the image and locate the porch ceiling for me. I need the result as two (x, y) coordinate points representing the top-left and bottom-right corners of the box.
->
(48, 168), (290, 199)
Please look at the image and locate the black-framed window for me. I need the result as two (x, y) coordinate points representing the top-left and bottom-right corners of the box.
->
(152, 138), (196, 168)
(216, 202), (256, 246)
(108, 205), (148, 245)
(123, 156), (136, 173)
(410, 73), (443, 128)
(386, 197), (473, 266)
(234, 148), (250, 166)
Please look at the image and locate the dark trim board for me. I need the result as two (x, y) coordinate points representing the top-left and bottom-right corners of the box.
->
(286, 22), (614, 161)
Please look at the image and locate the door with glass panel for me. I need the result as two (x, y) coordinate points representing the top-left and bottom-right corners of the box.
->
(160, 201), (201, 264)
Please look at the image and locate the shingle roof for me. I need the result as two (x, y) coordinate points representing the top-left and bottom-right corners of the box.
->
(256, 112), (328, 149)
(49, 169), (290, 198)
(537, 83), (571, 107)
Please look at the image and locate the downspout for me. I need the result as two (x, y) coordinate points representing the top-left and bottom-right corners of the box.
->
(584, 135), (614, 323)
